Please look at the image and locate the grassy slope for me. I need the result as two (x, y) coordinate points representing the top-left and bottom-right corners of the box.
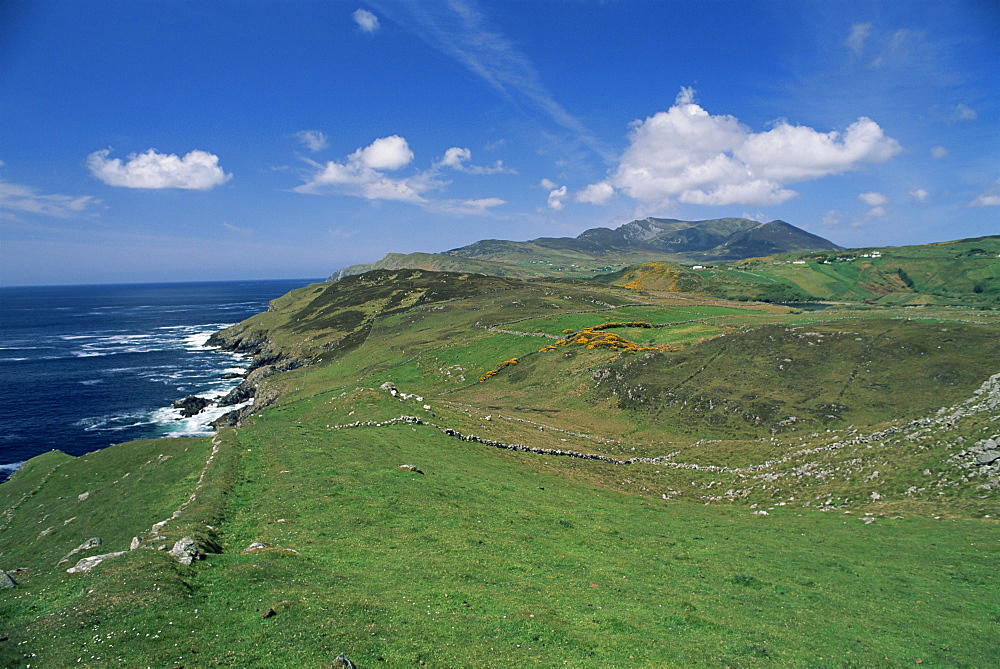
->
(2, 271), (998, 667)
(601, 236), (1000, 305)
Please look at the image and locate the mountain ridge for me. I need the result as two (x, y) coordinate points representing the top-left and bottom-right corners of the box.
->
(329, 216), (842, 280)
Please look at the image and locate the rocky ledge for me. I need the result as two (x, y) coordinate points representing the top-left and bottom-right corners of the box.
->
(205, 324), (309, 427)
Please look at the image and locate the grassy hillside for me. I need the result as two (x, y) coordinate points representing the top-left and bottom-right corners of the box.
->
(603, 236), (1000, 306)
(2, 270), (998, 667)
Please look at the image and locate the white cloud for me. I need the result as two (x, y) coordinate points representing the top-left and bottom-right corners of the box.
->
(295, 135), (512, 213)
(354, 135), (413, 170)
(858, 191), (889, 207)
(435, 147), (515, 174)
(462, 197), (505, 210)
(846, 23), (872, 56)
(0, 180), (100, 218)
(931, 146), (949, 159)
(858, 191), (889, 218)
(294, 136), (426, 202)
(547, 185), (568, 211)
(87, 149), (232, 190)
(580, 88), (901, 207)
(294, 130), (329, 152)
(575, 181), (615, 205)
(439, 147), (471, 169)
(539, 178), (557, 190)
(352, 8), (380, 33)
(968, 179), (1000, 207)
(909, 188), (929, 203)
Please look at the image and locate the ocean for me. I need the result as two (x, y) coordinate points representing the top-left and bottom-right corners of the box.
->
(0, 279), (320, 482)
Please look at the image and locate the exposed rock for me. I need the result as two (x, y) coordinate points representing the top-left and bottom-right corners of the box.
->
(975, 450), (1000, 465)
(0, 571), (17, 588)
(380, 381), (398, 393)
(58, 537), (102, 564)
(130, 537), (142, 550)
(168, 537), (203, 565)
(262, 608), (277, 619)
(173, 395), (213, 418)
(243, 541), (267, 553)
(77, 491), (89, 502)
(220, 372), (245, 379)
(399, 464), (424, 474)
(332, 654), (356, 669)
(66, 551), (126, 574)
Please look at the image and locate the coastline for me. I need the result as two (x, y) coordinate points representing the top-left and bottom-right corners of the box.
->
(0, 279), (322, 483)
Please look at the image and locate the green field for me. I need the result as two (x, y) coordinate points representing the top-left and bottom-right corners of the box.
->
(2, 267), (998, 667)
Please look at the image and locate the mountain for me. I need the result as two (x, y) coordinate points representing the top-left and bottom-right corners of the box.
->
(328, 217), (842, 280)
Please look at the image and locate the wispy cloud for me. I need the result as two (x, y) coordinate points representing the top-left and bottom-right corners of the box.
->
(373, 0), (613, 163)
(294, 130), (329, 152)
(0, 179), (100, 218)
(434, 147), (515, 174)
(845, 23), (872, 56)
(968, 179), (1000, 207)
(352, 8), (380, 33)
(858, 191), (889, 217)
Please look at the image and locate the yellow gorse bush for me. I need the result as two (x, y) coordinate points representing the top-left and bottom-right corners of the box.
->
(478, 357), (519, 382)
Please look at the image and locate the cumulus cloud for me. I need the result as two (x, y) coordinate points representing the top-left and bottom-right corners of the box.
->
(0, 180), (100, 218)
(575, 181), (615, 205)
(547, 185), (568, 211)
(909, 188), (929, 203)
(355, 135), (413, 170)
(580, 88), (901, 207)
(846, 23), (872, 55)
(294, 130), (329, 152)
(931, 146), (949, 159)
(294, 135), (427, 202)
(968, 179), (1000, 207)
(353, 8), (380, 33)
(295, 135), (510, 213)
(439, 147), (471, 169)
(539, 178), (557, 190)
(435, 147), (514, 174)
(87, 149), (232, 190)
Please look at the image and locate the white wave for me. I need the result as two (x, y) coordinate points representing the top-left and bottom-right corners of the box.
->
(151, 398), (252, 438)
(0, 357), (30, 362)
(74, 412), (157, 432)
(0, 461), (25, 474)
(80, 379), (104, 385)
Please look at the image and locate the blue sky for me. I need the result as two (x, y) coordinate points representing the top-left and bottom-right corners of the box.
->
(1, 0), (996, 286)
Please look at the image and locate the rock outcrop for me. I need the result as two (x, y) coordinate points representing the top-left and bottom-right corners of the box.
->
(66, 551), (127, 574)
(173, 395), (213, 418)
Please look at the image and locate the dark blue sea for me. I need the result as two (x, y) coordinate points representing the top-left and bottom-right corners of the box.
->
(0, 279), (321, 482)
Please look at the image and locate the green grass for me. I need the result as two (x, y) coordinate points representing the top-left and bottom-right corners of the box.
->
(3, 268), (999, 667)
